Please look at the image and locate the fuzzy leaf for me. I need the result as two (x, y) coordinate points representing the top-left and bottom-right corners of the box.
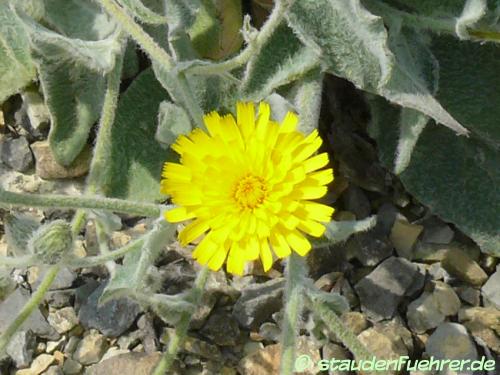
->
(118, 0), (167, 24)
(368, 35), (500, 256)
(189, 0), (243, 60)
(14, 0), (122, 165)
(286, 0), (467, 135)
(4, 213), (41, 257)
(146, 292), (195, 325)
(156, 101), (192, 145)
(293, 69), (323, 134)
(100, 219), (176, 304)
(240, 22), (320, 100)
(0, 0), (36, 103)
(322, 216), (377, 245)
(98, 68), (172, 202)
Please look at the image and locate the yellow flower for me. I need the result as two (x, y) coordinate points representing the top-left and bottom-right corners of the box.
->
(161, 102), (334, 275)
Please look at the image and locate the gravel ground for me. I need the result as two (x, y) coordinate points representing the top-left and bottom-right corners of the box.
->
(0, 78), (498, 375)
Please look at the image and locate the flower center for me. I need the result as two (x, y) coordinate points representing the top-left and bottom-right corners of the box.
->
(232, 174), (268, 210)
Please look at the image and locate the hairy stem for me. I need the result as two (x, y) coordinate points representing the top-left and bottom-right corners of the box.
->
(0, 188), (162, 217)
(312, 299), (374, 362)
(66, 237), (144, 268)
(98, 0), (204, 126)
(294, 68), (324, 134)
(152, 267), (210, 375)
(0, 265), (60, 354)
(280, 252), (307, 375)
(0, 254), (37, 267)
(182, 0), (294, 76)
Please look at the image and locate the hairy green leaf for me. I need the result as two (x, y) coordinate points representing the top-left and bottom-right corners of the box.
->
(118, 0), (167, 24)
(97, 68), (172, 201)
(0, 0), (36, 103)
(14, 0), (122, 165)
(368, 36), (500, 255)
(322, 216), (378, 244)
(156, 101), (192, 145)
(100, 219), (176, 304)
(286, 0), (467, 135)
(4, 213), (41, 256)
(240, 22), (320, 100)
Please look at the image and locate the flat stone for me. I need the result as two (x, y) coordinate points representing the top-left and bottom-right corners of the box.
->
(15, 354), (55, 375)
(21, 88), (50, 134)
(455, 285), (480, 306)
(31, 141), (91, 180)
(425, 323), (478, 368)
(200, 309), (241, 346)
(258, 322), (281, 342)
(1, 136), (33, 172)
(389, 219), (423, 259)
(322, 343), (350, 375)
(61, 358), (82, 375)
(355, 257), (425, 321)
(161, 328), (221, 359)
(357, 329), (403, 375)
(44, 290), (73, 309)
(85, 352), (161, 375)
(341, 311), (369, 336)
(239, 337), (320, 375)
(232, 278), (285, 329)
(0, 289), (59, 340)
(341, 185), (371, 219)
(347, 231), (393, 266)
(6, 330), (36, 368)
(442, 249), (488, 286)
(101, 347), (130, 361)
(459, 307), (500, 354)
(73, 330), (108, 365)
(47, 307), (78, 334)
(482, 265), (500, 309)
(421, 217), (454, 244)
(78, 282), (141, 337)
(407, 281), (460, 333)
(42, 365), (63, 375)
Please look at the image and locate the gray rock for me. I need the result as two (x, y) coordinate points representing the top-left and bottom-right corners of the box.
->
(355, 257), (425, 321)
(6, 330), (36, 368)
(258, 322), (281, 342)
(0, 136), (33, 172)
(47, 306), (79, 334)
(62, 358), (82, 374)
(31, 267), (77, 291)
(16, 353), (55, 375)
(348, 231), (393, 266)
(21, 90), (50, 134)
(232, 278), (285, 329)
(161, 328), (221, 360)
(85, 352), (161, 375)
(341, 185), (371, 219)
(78, 282), (141, 337)
(43, 365), (63, 375)
(44, 289), (73, 308)
(459, 307), (500, 354)
(482, 265), (500, 309)
(421, 217), (454, 244)
(0, 289), (59, 340)
(407, 281), (461, 333)
(442, 249), (488, 286)
(426, 323), (478, 374)
(455, 285), (481, 306)
(322, 343), (350, 375)
(73, 330), (108, 365)
(200, 309), (240, 346)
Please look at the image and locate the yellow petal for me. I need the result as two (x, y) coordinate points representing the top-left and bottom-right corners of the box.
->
(302, 202), (335, 222)
(193, 235), (218, 264)
(297, 219), (327, 237)
(178, 219), (211, 245)
(303, 153), (329, 173)
(308, 169), (334, 186)
(164, 207), (196, 223)
(227, 242), (246, 276)
(207, 246), (229, 271)
(270, 231), (291, 258)
(237, 101), (255, 140)
(259, 238), (273, 272)
(280, 111), (298, 133)
(285, 230), (311, 256)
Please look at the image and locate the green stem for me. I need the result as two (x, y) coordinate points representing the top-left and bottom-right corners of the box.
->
(66, 237), (144, 268)
(152, 267), (210, 375)
(98, 0), (204, 126)
(311, 299), (373, 362)
(294, 68), (324, 134)
(0, 265), (60, 353)
(0, 188), (162, 217)
(280, 252), (307, 375)
(182, 0), (293, 76)
(0, 254), (37, 267)
(95, 219), (116, 274)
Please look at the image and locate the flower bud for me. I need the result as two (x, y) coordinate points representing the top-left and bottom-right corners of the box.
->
(28, 221), (73, 264)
